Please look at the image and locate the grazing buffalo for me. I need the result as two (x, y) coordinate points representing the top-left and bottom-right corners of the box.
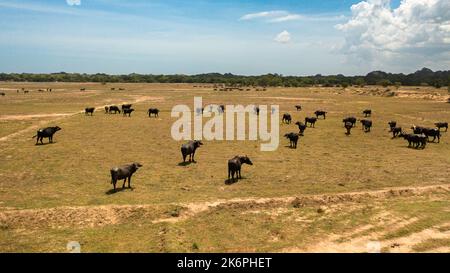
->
(24, 90), (29, 94)
(295, 121), (307, 136)
(435, 122), (448, 132)
(343, 117), (357, 127)
(228, 155), (253, 182)
(218, 105), (225, 114)
(391, 127), (402, 138)
(122, 104), (132, 111)
(181, 140), (203, 163)
(110, 162), (142, 191)
(399, 133), (427, 149)
(424, 128), (441, 143)
(305, 117), (317, 127)
(80, 88), (86, 91)
(314, 110), (327, 119)
(363, 109), (372, 117)
(388, 121), (397, 132)
(123, 108), (135, 117)
(412, 125), (440, 142)
(108, 106), (121, 114)
(360, 119), (372, 132)
(32, 126), (61, 145)
(0, 92), (5, 96)
(282, 113), (292, 124)
(344, 122), (353, 135)
(104, 106), (109, 113)
(285, 133), (299, 149)
(85, 107), (95, 116)
(295, 105), (302, 111)
(254, 106), (260, 116)
(148, 108), (160, 117)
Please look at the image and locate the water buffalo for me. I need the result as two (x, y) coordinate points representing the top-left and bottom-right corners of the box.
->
(388, 121), (397, 132)
(435, 122), (448, 132)
(80, 88), (86, 91)
(399, 133), (427, 149)
(110, 162), (142, 191)
(411, 125), (426, 134)
(343, 117), (357, 127)
(295, 105), (302, 111)
(228, 155), (253, 182)
(148, 108), (159, 117)
(32, 126), (61, 145)
(285, 133), (299, 149)
(282, 113), (292, 124)
(122, 104), (132, 111)
(254, 106), (260, 116)
(85, 107), (95, 116)
(218, 105), (225, 114)
(108, 106), (121, 114)
(295, 121), (307, 136)
(0, 92), (5, 96)
(314, 110), (327, 119)
(181, 140), (203, 163)
(391, 127), (402, 138)
(360, 119), (372, 132)
(305, 117), (317, 127)
(363, 109), (372, 117)
(24, 90), (29, 94)
(344, 122), (353, 135)
(104, 106), (109, 113)
(423, 128), (441, 143)
(123, 108), (135, 117)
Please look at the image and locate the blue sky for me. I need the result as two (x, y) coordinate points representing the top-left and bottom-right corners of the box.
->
(0, 0), (448, 76)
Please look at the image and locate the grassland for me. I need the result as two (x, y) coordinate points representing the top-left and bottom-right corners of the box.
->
(0, 82), (449, 252)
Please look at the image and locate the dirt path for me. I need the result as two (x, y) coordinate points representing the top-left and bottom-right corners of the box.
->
(1, 183), (448, 230)
(0, 96), (164, 142)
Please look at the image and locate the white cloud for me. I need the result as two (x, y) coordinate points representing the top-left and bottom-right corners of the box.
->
(336, 0), (450, 67)
(240, 10), (302, 23)
(66, 0), (81, 6)
(274, 30), (291, 44)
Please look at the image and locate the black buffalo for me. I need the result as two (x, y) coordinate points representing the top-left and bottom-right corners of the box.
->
(110, 162), (142, 191)
(108, 106), (121, 114)
(122, 104), (132, 111)
(85, 107), (95, 116)
(123, 108), (135, 117)
(399, 133), (427, 149)
(363, 109), (372, 117)
(435, 122), (448, 132)
(148, 108), (160, 117)
(285, 133), (299, 149)
(0, 92), (5, 96)
(314, 110), (327, 119)
(104, 106), (109, 113)
(391, 127), (402, 138)
(181, 140), (203, 163)
(295, 105), (302, 111)
(388, 121), (397, 132)
(360, 119), (372, 132)
(305, 117), (317, 127)
(228, 155), (253, 182)
(295, 121), (307, 136)
(282, 113), (292, 124)
(343, 117), (357, 127)
(344, 122), (353, 135)
(32, 126), (61, 145)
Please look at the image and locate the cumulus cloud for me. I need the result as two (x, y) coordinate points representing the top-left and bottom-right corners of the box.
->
(336, 0), (450, 66)
(274, 30), (291, 44)
(240, 11), (302, 23)
(66, 0), (81, 6)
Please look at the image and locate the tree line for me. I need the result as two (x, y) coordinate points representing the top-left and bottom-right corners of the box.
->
(0, 67), (448, 88)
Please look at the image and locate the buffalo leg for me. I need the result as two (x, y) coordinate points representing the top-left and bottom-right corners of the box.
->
(122, 178), (127, 188)
(128, 175), (132, 188)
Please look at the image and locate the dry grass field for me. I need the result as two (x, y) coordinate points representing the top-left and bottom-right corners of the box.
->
(0, 82), (449, 253)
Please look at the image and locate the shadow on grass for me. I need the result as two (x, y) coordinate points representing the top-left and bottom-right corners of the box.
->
(178, 161), (196, 166)
(105, 187), (134, 195)
(35, 142), (57, 146)
(225, 177), (247, 185)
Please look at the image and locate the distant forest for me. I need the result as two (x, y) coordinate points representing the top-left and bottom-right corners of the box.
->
(1, 68), (449, 88)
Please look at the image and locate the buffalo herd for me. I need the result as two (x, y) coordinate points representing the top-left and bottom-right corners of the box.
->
(30, 99), (447, 191)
